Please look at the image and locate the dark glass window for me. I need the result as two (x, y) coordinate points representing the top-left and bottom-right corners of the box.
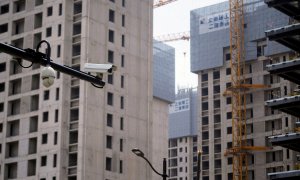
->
(109, 9), (115, 22)
(47, 7), (53, 16)
(0, 4), (9, 14)
(120, 96), (124, 109)
(122, 15), (125, 27)
(107, 92), (113, 106)
(225, 53), (231, 61)
(226, 68), (231, 75)
(227, 112), (232, 119)
(42, 134), (48, 144)
(121, 55), (125, 67)
(46, 27), (52, 37)
(44, 90), (49, 100)
(43, 111), (48, 122)
(201, 73), (208, 82)
(107, 114), (113, 127)
(202, 102), (208, 111)
(0, 23), (8, 34)
(108, 50), (114, 63)
(59, 3), (62, 15)
(107, 75), (113, 84)
(213, 71), (220, 79)
(122, 35), (125, 47)
(106, 157), (112, 171)
(106, 135), (112, 149)
(108, 30), (114, 43)
(202, 117), (208, 125)
(58, 24), (61, 36)
(41, 156), (47, 166)
(213, 85), (220, 94)
(0, 63), (6, 72)
(0, 82), (5, 92)
(121, 75), (124, 88)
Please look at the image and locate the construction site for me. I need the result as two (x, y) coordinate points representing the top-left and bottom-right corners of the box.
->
(0, 0), (299, 180)
(188, 0), (300, 179)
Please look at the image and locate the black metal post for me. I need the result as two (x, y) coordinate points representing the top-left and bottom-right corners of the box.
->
(163, 158), (167, 180)
(197, 150), (202, 180)
(132, 148), (168, 179)
(0, 42), (105, 87)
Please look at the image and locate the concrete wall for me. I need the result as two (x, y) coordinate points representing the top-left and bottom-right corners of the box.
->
(153, 40), (175, 103)
(169, 88), (198, 139)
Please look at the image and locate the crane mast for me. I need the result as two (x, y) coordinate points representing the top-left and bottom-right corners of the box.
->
(229, 0), (247, 179)
(226, 1), (271, 179)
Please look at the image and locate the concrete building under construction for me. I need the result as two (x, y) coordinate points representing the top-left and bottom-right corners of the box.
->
(190, 0), (300, 179)
(0, 0), (174, 180)
(264, 0), (300, 179)
(168, 88), (198, 180)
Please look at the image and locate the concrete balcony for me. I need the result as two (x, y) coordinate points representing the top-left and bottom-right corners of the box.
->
(269, 133), (300, 152)
(266, 95), (300, 117)
(268, 170), (300, 180)
(265, 23), (300, 52)
(266, 59), (300, 85)
(265, 0), (300, 20)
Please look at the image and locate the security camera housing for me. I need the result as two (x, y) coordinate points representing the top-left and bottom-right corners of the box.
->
(83, 63), (117, 74)
(41, 66), (56, 88)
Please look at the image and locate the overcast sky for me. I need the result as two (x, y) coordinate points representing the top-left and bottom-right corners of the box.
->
(153, 0), (227, 90)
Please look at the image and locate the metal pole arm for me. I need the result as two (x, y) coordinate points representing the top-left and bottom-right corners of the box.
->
(141, 156), (168, 178)
(0, 42), (105, 87)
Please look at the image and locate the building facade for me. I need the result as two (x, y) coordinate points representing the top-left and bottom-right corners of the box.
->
(191, 1), (298, 180)
(152, 40), (176, 179)
(168, 88), (198, 180)
(0, 0), (174, 180)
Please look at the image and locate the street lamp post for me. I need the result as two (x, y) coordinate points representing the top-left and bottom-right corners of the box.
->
(197, 149), (202, 180)
(132, 148), (168, 180)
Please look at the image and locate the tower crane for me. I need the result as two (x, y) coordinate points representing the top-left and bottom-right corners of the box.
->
(153, 0), (179, 8)
(154, 32), (190, 59)
(154, 32), (190, 43)
(225, 1), (270, 180)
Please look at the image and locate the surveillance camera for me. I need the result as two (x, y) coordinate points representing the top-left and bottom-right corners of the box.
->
(41, 65), (56, 88)
(83, 63), (117, 74)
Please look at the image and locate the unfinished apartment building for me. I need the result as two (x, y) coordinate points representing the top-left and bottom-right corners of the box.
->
(168, 88), (198, 180)
(0, 0), (173, 180)
(191, 0), (299, 179)
(264, 0), (300, 179)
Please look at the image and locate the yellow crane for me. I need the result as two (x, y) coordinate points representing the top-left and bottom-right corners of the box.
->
(227, 2), (250, 179)
(153, 0), (179, 8)
(226, 1), (270, 180)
